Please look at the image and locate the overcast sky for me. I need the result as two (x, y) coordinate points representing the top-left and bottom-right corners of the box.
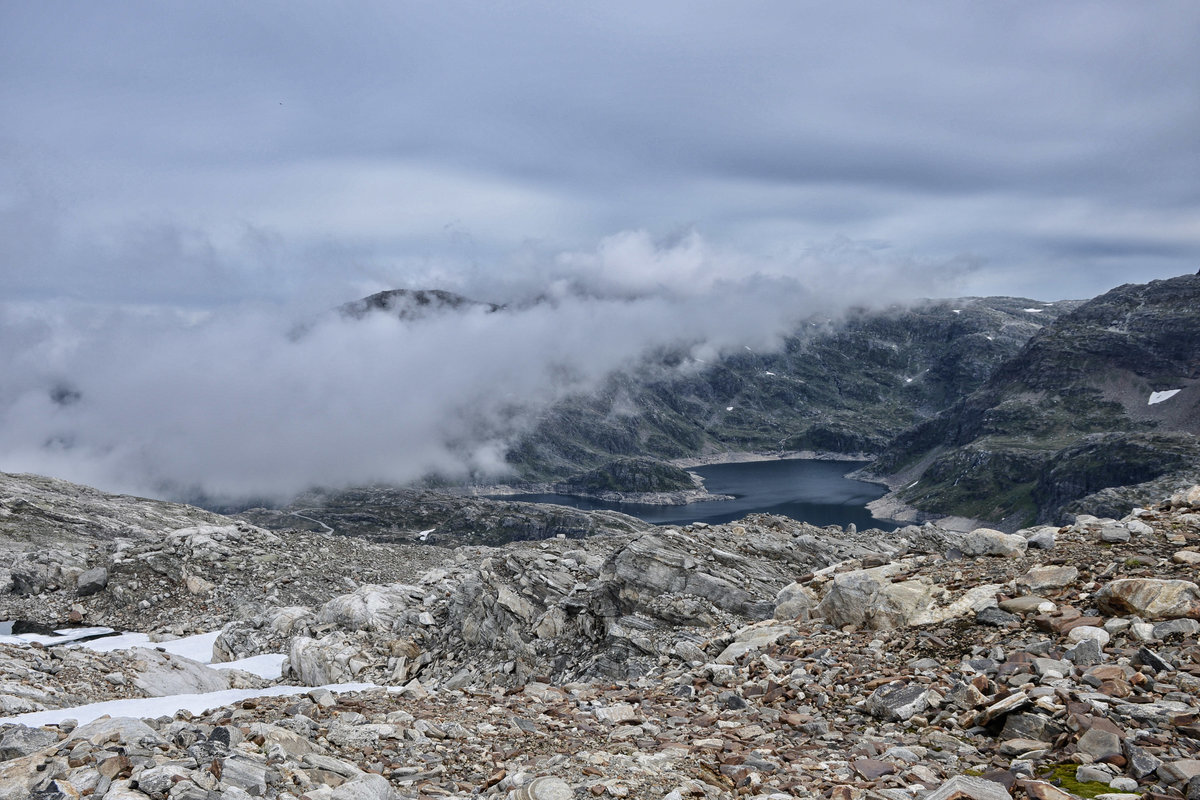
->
(1, 2), (1198, 499)
(2, 1), (1197, 307)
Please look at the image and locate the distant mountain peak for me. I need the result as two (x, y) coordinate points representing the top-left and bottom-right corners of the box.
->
(339, 289), (502, 321)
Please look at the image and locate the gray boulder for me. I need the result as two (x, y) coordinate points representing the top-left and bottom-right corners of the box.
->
(124, 648), (232, 696)
(0, 726), (57, 760)
(866, 682), (930, 721)
(772, 582), (816, 620)
(957, 528), (1027, 557)
(75, 566), (108, 596)
(1096, 578), (1200, 620)
(815, 564), (999, 630)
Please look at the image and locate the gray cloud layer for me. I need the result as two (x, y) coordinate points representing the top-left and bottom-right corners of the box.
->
(2, 1), (1197, 305)
(1, 2), (1197, 497)
(0, 239), (959, 499)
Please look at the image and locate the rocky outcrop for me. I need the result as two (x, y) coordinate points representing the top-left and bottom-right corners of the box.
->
(814, 563), (1000, 630)
(0, 473), (230, 549)
(869, 273), (1200, 528)
(4, 484), (1200, 798)
(214, 514), (947, 688)
(0, 485), (454, 634)
(241, 487), (653, 546)
(5, 470), (1200, 799)
(1095, 578), (1200, 620)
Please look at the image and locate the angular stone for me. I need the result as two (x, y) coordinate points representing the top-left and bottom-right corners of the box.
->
(1159, 760), (1200, 785)
(1078, 728), (1123, 760)
(1000, 713), (1063, 743)
(127, 648), (231, 696)
(1153, 618), (1200, 639)
(513, 776), (575, 800)
(1096, 579), (1200, 620)
(136, 765), (192, 795)
(0, 726), (58, 760)
(853, 759), (896, 780)
(975, 692), (1031, 726)
(1099, 525), (1130, 543)
(773, 582), (816, 620)
(1000, 596), (1056, 615)
(947, 680), (987, 711)
(865, 682), (929, 721)
(1133, 646), (1173, 672)
(219, 756), (271, 795)
(1173, 551), (1200, 565)
(977, 607), (1019, 627)
(594, 704), (637, 724)
(1126, 743), (1164, 779)
(815, 565), (998, 630)
(999, 739), (1049, 757)
(75, 566), (108, 596)
(1067, 638), (1104, 666)
(1018, 566), (1078, 594)
(924, 775), (1013, 800)
(1024, 528), (1058, 550)
(959, 529), (1028, 558)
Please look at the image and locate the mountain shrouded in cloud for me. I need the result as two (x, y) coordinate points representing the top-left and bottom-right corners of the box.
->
(0, 232), (962, 501)
(2, 2), (1197, 502)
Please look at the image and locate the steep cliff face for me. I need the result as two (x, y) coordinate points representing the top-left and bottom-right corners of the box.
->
(507, 297), (1070, 479)
(869, 274), (1200, 527)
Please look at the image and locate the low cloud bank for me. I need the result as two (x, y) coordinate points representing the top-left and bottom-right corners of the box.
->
(0, 231), (963, 502)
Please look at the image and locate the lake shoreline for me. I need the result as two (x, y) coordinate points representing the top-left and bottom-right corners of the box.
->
(669, 449), (877, 469)
(486, 457), (903, 530)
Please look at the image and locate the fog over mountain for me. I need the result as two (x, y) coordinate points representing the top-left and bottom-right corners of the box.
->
(2, 3), (1197, 502)
(0, 234), (965, 500)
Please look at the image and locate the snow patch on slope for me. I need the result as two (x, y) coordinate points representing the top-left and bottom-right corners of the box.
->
(1149, 389), (1182, 405)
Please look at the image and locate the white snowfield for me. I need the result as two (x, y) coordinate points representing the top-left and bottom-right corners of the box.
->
(0, 626), (116, 647)
(62, 630), (288, 681)
(0, 682), (377, 728)
(0, 626), (310, 726)
(1149, 389), (1182, 405)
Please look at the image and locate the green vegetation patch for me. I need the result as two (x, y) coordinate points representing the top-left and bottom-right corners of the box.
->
(1037, 764), (1114, 799)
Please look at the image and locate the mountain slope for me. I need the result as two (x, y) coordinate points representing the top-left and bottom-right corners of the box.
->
(868, 273), (1200, 527)
(506, 297), (1075, 479)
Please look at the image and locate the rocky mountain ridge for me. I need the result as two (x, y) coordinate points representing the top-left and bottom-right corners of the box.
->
(505, 297), (1074, 481)
(867, 274), (1200, 529)
(2, 472), (1200, 799)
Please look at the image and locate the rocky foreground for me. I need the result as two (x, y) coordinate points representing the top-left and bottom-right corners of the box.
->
(1, 475), (1200, 799)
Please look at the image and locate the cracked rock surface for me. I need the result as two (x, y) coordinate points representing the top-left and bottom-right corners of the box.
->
(2, 473), (1200, 799)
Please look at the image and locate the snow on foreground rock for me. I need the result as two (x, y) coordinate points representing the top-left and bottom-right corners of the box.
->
(0, 480), (1198, 797)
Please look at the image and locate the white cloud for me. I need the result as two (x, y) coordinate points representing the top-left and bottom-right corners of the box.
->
(0, 232), (963, 500)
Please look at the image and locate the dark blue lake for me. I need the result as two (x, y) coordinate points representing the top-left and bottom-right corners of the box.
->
(505, 458), (898, 530)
